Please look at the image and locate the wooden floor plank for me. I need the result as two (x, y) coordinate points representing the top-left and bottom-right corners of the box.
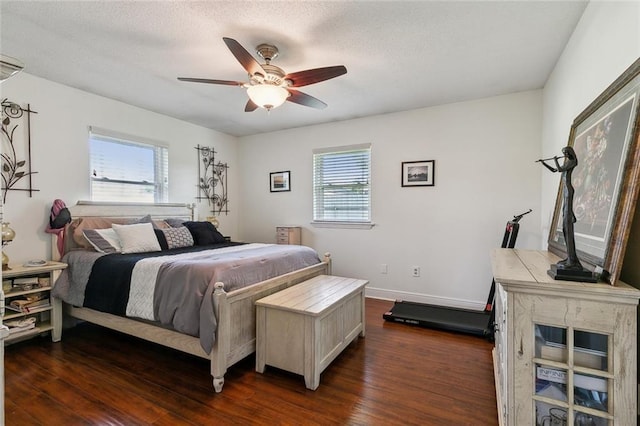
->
(5, 298), (498, 425)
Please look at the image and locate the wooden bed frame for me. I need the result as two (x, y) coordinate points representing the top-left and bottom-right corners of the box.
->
(51, 201), (331, 392)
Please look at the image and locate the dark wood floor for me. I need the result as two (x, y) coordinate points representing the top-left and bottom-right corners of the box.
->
(5, 298), (498, 425)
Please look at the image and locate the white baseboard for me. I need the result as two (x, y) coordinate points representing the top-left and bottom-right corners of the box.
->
(365, 286), (486, 311)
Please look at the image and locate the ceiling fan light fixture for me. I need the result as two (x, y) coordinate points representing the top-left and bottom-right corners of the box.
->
(247, 84), (289, 110)
(178, 37), (347, 112)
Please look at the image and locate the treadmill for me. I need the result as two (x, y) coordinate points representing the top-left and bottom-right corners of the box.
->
(383, 209), (531, 340)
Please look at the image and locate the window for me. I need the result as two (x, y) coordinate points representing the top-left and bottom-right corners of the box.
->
(89, 127), (168, 203)
(312, 144), (371, 226)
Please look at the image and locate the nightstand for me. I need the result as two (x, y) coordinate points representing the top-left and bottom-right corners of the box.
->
(276, 226), (301, 245)
(2, 261), (67, 344)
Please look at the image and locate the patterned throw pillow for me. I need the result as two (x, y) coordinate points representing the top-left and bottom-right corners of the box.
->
(83, 228), (122, 254)
(160, 226), (194, 249)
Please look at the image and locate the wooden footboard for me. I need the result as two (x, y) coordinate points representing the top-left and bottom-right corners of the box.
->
(210, 254), (331, 391)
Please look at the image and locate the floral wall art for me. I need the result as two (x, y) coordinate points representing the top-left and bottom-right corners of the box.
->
(196, 145), (229, 218)
(1, 99), (38, 203)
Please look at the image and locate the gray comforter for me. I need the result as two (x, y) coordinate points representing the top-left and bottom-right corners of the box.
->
(53, 243), (321, 353)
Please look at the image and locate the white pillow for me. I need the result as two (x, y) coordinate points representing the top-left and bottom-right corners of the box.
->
(83, 228), (122, 254)
(112, 223), (161, 254)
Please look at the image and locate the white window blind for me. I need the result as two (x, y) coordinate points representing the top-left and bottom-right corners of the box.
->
(89, 127), (168, 203)
(313, 144), (371, 223)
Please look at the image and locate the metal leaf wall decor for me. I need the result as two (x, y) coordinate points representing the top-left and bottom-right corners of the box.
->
(1, 99), (38, 203)
(196, 145), (229, 216)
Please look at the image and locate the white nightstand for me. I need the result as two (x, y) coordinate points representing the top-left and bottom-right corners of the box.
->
(2, 261), (67, 344)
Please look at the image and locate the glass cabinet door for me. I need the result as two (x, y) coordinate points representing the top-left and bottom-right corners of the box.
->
(533, 324), (612, 426)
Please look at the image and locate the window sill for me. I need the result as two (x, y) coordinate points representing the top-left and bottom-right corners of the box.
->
(310, 221), (375, 230)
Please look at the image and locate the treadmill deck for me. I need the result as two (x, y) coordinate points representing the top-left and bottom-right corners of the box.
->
(383, 301), (493, 338)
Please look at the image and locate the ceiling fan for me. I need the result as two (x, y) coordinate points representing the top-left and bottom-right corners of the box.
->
(178, 37), (347, 112)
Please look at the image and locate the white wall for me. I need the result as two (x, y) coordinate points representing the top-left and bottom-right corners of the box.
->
(238, 91), (543, 308)
(1, 73), (239, 264)
(541, 1), (640, 287)
(541, 1), (640, 249)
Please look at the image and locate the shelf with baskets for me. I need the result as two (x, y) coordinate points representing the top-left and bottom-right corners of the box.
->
(2, 261), (67, 344)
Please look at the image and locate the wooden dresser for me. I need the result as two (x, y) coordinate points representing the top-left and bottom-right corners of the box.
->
(491, 249), (640, 426)
(276, 226), (301, 245)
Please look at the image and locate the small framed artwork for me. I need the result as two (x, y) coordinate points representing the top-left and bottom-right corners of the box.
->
(270, 171), (291, 192)
(402, 160), (435, 187)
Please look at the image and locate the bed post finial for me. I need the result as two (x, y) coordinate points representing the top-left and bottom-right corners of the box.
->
(323, 253), (332, 275)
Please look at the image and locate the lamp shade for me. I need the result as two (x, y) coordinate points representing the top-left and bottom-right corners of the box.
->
(247, 85), (289, 110)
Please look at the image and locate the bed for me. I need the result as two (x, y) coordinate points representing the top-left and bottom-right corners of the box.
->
(51, 201), (331, 392)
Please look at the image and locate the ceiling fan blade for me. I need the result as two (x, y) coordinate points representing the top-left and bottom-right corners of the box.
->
(245, 99), (258, 112)
(177, 77), (244, 86)
(286, 89), (327, 109)
(223, 37), (266, 78)
(284, 65), (347, 87)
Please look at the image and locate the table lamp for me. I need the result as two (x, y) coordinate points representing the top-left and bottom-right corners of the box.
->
(2, 222), (15, 270)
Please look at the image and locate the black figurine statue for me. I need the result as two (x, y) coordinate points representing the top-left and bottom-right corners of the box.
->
(538, 146), (597, 282)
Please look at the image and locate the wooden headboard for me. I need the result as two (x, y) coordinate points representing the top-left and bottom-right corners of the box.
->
(67, 201), (195, 221)
(52, 201), (195, 261)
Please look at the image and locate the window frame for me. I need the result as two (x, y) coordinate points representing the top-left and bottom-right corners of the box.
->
(88, 126), (169, 203)
(311, 143), (373, 229)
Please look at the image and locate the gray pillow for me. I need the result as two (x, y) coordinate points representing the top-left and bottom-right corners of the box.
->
(164, 217), (186, 228)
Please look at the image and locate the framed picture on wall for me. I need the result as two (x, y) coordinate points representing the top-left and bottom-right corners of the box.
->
(547, 58), (640, 284)
(270, 171), (291, 192)
(401, 160), (435, 187)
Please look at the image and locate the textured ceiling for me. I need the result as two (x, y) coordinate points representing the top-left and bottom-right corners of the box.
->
(0, 1), (588, 137)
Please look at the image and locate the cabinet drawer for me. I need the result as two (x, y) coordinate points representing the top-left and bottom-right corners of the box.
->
(276, 226), (301, 245)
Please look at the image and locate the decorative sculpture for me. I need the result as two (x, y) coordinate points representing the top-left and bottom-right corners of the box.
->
(538, 146), (597, 282)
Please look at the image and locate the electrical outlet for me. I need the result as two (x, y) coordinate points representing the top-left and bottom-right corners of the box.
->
(412, 266), (420, 277)
(380, 264), (388, 274)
